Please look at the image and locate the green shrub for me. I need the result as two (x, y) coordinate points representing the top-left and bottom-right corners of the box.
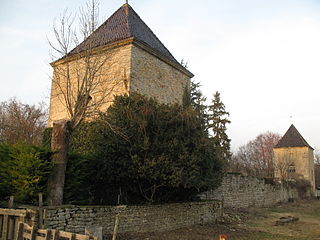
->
(0, 144), (12, 199)
(0, 143), (52, 203)
(291, 179), (311, 198)
(63, 151), (97, 204)
(42, 128), (53, 149)
(67, 94), (223, 204)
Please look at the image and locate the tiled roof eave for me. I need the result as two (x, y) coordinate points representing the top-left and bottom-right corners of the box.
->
(274, 145), (314, 150)
(50, 38), (194, 79)
(50, 37), (135, 67)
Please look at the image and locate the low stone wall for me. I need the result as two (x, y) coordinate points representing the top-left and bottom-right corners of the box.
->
(43, 201), (222, 235)
(42, 174), (302, 235)
(199, 173), (298, 208)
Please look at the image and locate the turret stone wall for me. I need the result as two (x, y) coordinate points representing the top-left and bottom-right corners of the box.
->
(273, 125), (315, 194)
(48, 3), (193, 126)
(130, 44), (190, 105)
(48, 42), (191, 126)
(274, 147), (315, 192)
(48, 43), (132, 127)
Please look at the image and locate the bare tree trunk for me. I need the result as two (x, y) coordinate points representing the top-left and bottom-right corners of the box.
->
(47, 120), (69, 206)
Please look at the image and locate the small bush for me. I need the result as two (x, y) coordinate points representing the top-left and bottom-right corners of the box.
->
(291, 179), (311, 198)
(264, 177), (277, 185)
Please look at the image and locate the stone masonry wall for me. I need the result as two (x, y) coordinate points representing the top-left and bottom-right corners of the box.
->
(199, 173), (298, 208)
(274, 146), (315, 193)
(130, 44), (190, 105)
(43, 201), (222, 235)
(43, 175), (301, 235)
(48, 41), (192, 127)
(48, 44), (132, 127)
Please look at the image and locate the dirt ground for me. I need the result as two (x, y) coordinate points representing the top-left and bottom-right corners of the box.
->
(114, 199), (320, 240)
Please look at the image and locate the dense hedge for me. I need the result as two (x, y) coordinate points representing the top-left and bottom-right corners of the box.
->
(55, 94), (224, 204)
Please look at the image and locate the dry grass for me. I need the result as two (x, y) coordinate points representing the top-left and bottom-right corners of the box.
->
(245, 200), (320, 240)
(115, 199), (320, 240)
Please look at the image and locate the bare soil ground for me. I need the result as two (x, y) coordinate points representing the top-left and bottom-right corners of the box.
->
(113, 199), (320, 240)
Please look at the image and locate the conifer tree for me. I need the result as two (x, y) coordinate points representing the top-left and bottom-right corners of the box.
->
(183, 80), (208, 134)
(207, 91), (231, 161)
(66, 93), (223, 204)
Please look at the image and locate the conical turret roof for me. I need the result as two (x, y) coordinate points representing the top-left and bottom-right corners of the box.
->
(274, 124), (313, 149)
(68, 3), (178, 64)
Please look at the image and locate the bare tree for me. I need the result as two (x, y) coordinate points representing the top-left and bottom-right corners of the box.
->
(47, 0), (123, 205)
(314, 149), (320, 188)
(49, 0), (123, 128)
(314, 149), (320, 165)
(275, 156), (292, 180)
(229, 132), (281, 178)
(228, 145), (253, 176)
(0, 99), (47, 145)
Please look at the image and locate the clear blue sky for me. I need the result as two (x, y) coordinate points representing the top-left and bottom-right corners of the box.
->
(1, 0), (320, 151)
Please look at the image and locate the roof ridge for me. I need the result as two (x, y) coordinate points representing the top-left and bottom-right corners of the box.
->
(124, 4), (131, 36)
(126, 4), (177, 63)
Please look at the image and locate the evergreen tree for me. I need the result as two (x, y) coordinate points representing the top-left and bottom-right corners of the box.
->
(0, 143), (52, 203)
(183, 80), (208, 134)
(190, 80), (207, 114)
(65, 93), (223, 204)
(207, 91), (231, 161)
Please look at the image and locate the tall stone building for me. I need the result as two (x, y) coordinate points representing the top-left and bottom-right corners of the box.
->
(273, 124), (315, 192)
(48, 3), (193, 126)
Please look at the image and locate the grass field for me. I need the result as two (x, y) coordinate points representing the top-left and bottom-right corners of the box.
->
(243, 200), (320, 240)
(118, 199), (320, 240)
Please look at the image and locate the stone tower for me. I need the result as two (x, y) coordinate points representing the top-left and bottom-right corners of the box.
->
(48, 3), (193, 126)
(273, 124), (315, 192)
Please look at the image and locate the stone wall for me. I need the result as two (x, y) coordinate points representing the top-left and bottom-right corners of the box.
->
(130, 44), (191, 105)
(42, 175), (303, 234)
(199, 174), (299, 208)
(48, 43), (132, 127)
(43, 201), (222, 235)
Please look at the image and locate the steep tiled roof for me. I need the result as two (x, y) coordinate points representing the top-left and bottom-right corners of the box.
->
(68, 4), (178, 64)
(274, 124), (313, 149)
